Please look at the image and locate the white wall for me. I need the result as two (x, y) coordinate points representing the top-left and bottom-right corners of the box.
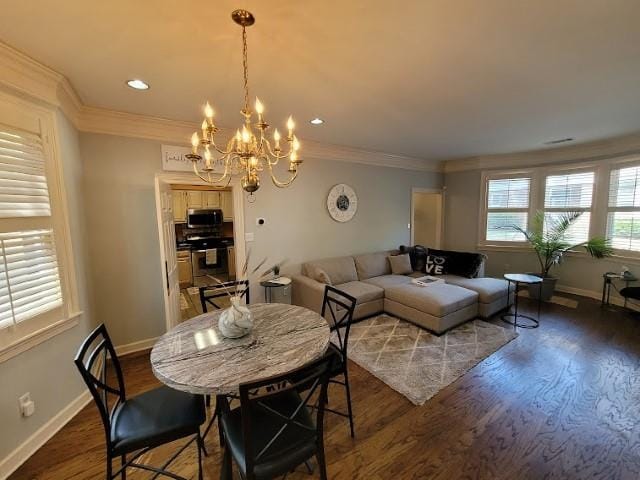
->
(80, 132), (442, 345)
(0, 111), (94, 464)
(444, 169), (634, 300)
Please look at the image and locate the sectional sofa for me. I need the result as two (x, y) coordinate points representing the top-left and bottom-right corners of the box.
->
(291, 249), (513, 334)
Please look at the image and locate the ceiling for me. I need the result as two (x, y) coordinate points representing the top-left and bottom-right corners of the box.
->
(1, 0), (640, 163)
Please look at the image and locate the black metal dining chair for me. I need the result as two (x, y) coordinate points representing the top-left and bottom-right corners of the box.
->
(199, 279), (250, 312)
(321, 285), (357, 438)
(74, 324), (206, 480)
(218, 353), (335, 480)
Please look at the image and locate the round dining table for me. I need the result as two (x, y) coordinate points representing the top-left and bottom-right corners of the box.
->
(150, 303), (330, 396)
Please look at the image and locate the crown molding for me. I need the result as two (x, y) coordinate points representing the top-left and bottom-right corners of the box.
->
(443, 131), (640, 173)
(77, 107), (441, 172)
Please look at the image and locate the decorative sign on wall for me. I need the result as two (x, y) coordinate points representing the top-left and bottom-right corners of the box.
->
(327, 184), (358, 222)
(161, 145), (224, 173)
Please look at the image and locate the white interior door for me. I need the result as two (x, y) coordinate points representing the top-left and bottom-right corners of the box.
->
(155, 177), (181, 330)
(411, 190), (443, 248)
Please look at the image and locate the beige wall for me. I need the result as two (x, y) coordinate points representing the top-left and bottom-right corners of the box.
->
(0, 111), (94, 461)
(413, 192), (441, 248)
(443, 169), (634, 300)
(80, 132), (442, 345)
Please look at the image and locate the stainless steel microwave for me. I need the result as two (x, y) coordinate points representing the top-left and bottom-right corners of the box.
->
(186, 208), (223, 228)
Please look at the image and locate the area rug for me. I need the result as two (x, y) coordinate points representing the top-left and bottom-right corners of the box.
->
(339, 315), (517, 405)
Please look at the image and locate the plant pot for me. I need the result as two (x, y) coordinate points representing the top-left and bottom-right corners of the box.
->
(527, 276), (557, 302)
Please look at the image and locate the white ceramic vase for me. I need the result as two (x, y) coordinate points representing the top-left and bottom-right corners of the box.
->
(218, 296), (253, 339)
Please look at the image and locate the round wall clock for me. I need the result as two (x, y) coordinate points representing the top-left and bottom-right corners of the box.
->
(327, 184), (358, 222)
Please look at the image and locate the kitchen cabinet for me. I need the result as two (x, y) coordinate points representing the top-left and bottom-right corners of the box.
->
(172, 191), (187, 223)
(172, 189), (233, 223)
(186, 191), (203, 208)
(177, 250), (193, 286)
(204, 191), (221, 208)
(221, 191), (234, 221)
(227, 245), (236, 280)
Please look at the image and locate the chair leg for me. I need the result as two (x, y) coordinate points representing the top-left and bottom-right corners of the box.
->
(316, 450), (328, 480)
(343, 368), (355, 438)
(106, 454), (112, 480)
(197, 432), (203, 480)
(221, 446), (233, 480)
(121, 454), (126, 480)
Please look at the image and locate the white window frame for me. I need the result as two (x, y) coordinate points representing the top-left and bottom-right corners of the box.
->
(478, 169), (535, 248)
(541, 164), (598, 244)
(605, 155), (640, 258)
(0, 91), (81, 362)
(479, 162), (605, 253)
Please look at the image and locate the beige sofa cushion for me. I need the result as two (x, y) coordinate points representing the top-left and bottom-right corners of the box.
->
(388, 254), (413, 275)
(333, 281), (384, 304)
(353, 251), (392, 280)
(303, 256), (358, 286)
(442, 275), (510, 304)
(362, 274), (412, 289)
(385, 283), (478, 317)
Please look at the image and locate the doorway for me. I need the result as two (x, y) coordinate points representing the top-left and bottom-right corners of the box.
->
(411, 188), (444, 248)
(154, 174), (246, 331)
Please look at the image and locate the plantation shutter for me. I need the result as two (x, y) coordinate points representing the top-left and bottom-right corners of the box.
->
(485, 177), (531, 241)
(0, 120), (63, 330)
(607, 164), (640, 251)
(543, 171), (594, 244)
(0, 125), (51, 217)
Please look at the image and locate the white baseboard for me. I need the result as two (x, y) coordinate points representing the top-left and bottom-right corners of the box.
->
(114, 336), (158, 356)
(555, 284), (640, 311)
(0, 390), (92, 480)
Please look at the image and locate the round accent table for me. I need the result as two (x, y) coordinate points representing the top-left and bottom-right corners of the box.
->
(259, 277), (292, 303)
(502, 273), (543, 329)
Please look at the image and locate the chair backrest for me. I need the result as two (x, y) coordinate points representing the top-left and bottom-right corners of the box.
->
(321, 285), (357, 360)
(200, 279), (250, 312)
(234, 353), (335, 478)
(74, 324), (125, 449)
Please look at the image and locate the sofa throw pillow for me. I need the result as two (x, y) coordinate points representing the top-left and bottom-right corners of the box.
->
(427, 248), (486, 278)
(312, 267), (332, 285)
(425, 253), (448, 275)
(399, 244), (428, 273)
(388, 254), (413, 275)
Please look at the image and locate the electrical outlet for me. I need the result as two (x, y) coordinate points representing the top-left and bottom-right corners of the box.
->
(245, 232), (254, 242)
(19, 393), (35, 417)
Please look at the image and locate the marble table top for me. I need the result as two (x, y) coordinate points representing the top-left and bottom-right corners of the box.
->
(504, 273), (543, 284)
(150, 303), (330, 395)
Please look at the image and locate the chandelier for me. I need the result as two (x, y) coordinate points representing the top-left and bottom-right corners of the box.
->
(187, 9), (301, 194)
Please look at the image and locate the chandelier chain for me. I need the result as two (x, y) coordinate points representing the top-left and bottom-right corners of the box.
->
(242, 26), (249, 113)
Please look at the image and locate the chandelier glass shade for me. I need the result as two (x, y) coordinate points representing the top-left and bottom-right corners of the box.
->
(187, 9), (301, 194)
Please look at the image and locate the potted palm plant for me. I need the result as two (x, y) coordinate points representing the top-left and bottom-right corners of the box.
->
(510, 211), (613, 301)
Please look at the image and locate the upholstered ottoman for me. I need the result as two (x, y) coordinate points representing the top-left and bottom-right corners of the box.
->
(441, 275), (513, 318)
(384, 283), (479, 334)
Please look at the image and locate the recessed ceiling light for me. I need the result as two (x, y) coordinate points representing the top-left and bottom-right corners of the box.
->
(126, 79), (150, 90)
(310, 117), (324, 125)
(544, 137), (573, 145)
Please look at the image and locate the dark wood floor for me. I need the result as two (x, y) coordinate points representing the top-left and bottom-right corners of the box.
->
(9, 296), (640, 479)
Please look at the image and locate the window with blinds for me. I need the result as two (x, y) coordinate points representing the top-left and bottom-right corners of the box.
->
(543, 171), (594, 244)
(607, 164), (640, 251)
(0, 122), (63, 331)
(485, 177), (531, 241)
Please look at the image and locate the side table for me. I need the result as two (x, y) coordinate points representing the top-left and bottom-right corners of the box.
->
(601, 273), (637, 308)
(260, 277), (292, 303)
(502, 273), (543, 329)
